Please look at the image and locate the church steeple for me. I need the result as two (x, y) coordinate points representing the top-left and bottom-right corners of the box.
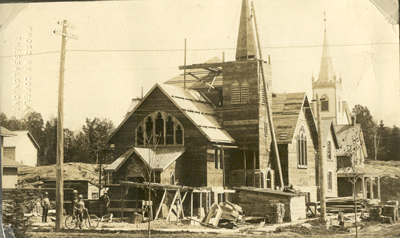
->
(317, 14), (335, 82)
(235, 0), (257, 61)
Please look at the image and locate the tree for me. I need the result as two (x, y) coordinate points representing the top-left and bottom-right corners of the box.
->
(352, 105), (377, 160)
(41, 117), (58, 165)
(338, 131), (361, 238)
(82, 118), (115, 163)
(388, 126), (400, 161)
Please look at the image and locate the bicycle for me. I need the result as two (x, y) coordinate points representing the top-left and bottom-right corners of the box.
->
(65, 209), (99, 229)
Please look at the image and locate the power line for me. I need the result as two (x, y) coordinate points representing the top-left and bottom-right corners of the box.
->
(0, 42), (397, 59)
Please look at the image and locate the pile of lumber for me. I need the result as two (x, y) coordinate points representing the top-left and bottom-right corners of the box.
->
(326, 197), (365, 213)
(201, 201), (243, 228)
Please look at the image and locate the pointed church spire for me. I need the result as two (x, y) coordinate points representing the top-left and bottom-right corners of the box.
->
(318, 13), (335, 82)
(235, 0), (257, 61)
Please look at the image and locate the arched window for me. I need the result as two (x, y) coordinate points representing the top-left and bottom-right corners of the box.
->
(231, 81), (240, 104)
(155, 113), (164, 144)
(327, 172), (333, 190)
(136, 112), (184, 147)
(338, 97), (341, 112)
(327, 141), (331, 160)
(241, 80), (249, 103)
(321, 95), (329, 112)
(166, 116), (174, 145)
(145, 117), (153, 145)
(176, 125), (183, 145)
(297, 126), (307, 168)
(137, 126), (144, 146)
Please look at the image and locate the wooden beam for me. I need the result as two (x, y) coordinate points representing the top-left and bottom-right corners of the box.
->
(244, 150), (247, 186)
(120, 186), (123, 220)
(190, 192), (193, 217)
(179, 63), (225, 70)
(222, 145), (225, 187)
(167, 189), (179, 222)
(377, 176), (381, 199)
(253, 0), (284, 189)
(187, 72), (199, 80)
(253, 150), (256, 187)
(178, 191), (186, 219)
(155, 188), (167, 219)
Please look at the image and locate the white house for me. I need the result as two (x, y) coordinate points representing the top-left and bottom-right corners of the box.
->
(1, 127), (27, 188)
(3, 131), (39, 167)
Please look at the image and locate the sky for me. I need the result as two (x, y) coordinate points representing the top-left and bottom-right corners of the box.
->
(0, 0), (399, 131)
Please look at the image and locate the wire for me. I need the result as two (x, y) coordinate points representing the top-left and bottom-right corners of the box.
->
(0, 42), (397, 59)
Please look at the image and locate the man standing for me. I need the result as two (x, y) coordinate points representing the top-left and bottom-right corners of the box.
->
(41, 192), (51, 223)
(99, 191), (110, 217)
(73, 195), (86, 229)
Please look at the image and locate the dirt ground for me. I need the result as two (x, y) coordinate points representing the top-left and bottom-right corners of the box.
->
(27, 222), (400, 238)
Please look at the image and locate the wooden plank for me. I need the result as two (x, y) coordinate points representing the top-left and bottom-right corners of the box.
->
(190, 192), (193, 217)
(167, 190), (179, 222)
(108, 208), (145, 213)
(155, 189), (167, 219)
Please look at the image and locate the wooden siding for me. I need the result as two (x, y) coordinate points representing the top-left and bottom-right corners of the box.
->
(15, 134), (38, 166)
(287, 109), (318, 202)
(235, 189), (306, 222)
(222, 61), (260, 147)
(110, 87), (208, 159)
(3, 168), (18, 189)
(206, 146), (223, 187)
(160, 162), (176, 185)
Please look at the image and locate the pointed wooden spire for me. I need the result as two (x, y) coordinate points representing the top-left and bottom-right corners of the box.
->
(318, 13), (335, 82)
(235, 0), (257, 61)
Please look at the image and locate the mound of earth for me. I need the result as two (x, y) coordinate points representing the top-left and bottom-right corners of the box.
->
(364, 160), (400, 178)
(18, 162), (101, 184)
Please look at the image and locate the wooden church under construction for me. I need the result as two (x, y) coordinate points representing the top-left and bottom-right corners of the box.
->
(103, 0), (376, 223)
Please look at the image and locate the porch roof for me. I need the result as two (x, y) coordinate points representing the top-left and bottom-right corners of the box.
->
(337, 166), (380, 177)
(104, 148), (135, 172)
(104, 147), (185, 173)
(133, 146), (186, 171)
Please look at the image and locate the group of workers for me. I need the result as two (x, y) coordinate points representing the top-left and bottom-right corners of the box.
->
(41, 189), (110, 229)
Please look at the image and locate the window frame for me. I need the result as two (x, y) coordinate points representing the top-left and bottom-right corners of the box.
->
(321, 95), (329, 112)
(327, 141), (332, 160)
(297, 126), (308, 168)
(327, 171), (333, 191)
(135, 111), (184, 147)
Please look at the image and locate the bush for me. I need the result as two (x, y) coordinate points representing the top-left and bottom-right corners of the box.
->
(3, 188), (40, 238)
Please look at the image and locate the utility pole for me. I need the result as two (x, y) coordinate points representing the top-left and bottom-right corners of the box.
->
(53, 20), (77, 231)
(316, 93), (326, 221)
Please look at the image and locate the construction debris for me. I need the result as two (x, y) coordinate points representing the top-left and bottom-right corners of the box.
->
(201, 201), (243, 228)
(326, 196), (365, 213)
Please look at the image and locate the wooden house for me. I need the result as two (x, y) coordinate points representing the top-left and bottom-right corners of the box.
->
(3, 130), (40, 167)
(1, 127), (27, 189)
(104, 0), (322, 220)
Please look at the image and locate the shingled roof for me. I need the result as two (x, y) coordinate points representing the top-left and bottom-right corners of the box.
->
(271, 92), (318, 146)
(164, 57), (223, 89)
(335, 124), (368, 157)
(107, 83), (234, 144)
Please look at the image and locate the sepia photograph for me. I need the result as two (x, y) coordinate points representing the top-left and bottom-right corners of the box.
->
(0, 0), (399, 237)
